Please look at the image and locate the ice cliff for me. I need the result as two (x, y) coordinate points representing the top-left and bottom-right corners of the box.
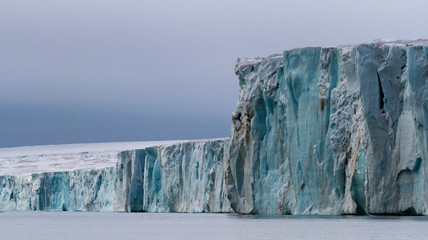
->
(116, 140), (230, 213)
(226, 40), (428, 215)
(0, 140), (230, 212)
(0, 168), (116, 211)
(1, 40), (428, 215)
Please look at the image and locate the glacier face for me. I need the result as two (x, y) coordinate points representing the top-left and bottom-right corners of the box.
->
(116, 139), (230, 213)
(0, 140), (230, 212)
(0, 168), (116, 211)
(0, 141), (185, 211)
(226, 40), (428, 215)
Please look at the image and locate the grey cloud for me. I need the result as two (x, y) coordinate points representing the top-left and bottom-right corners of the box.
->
(1, 0), (428, 147)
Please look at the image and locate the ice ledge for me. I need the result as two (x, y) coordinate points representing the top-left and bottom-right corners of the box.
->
(235, 39), (428, 71)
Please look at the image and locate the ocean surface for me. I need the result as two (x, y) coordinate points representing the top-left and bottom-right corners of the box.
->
(1, 212), (427, 240)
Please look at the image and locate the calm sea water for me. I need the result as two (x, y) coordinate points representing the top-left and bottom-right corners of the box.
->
(1, 212), (427, 240)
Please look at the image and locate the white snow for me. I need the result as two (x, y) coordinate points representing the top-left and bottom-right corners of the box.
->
(0, 140), (187, 176)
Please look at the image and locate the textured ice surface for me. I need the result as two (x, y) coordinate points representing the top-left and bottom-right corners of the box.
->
(226, 39), (428, 215)
(0, 168), (117, 211)
(116, 139), (230, 213)
(0, 140), (230, 212)
(0, 141), (185, 211)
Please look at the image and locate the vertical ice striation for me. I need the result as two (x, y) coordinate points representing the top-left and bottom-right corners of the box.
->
(226, 40), (428, 215)
(117, 139), (231, 212)
(0, 168), (116, 211)
(0, 140), (230, 212)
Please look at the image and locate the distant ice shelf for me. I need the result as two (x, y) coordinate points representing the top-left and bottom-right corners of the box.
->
(0, 141), (186, 176)
(0, 139), (230, 212)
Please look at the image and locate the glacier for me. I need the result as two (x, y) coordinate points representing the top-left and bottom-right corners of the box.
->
(0, 141), (181, 211)
(116, 140), (230, 213)
(0, 140), (230, 212)
(1, 40), (428, 215)
(0, 168), (117, 211)
(226, 40), (428, 215)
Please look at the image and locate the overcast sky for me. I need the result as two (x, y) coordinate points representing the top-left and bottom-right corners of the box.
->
(1, 0), (428, 147)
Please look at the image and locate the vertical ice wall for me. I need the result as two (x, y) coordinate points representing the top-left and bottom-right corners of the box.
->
(117, 139), (231, 212)
(226, 40), (428, 215)
(0, 168), (116, 211)
(0, 139), (230, 212)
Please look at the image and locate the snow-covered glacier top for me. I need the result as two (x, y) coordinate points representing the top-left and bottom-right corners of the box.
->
(236, 39), (428, 68)
(0, 141), (186, 176)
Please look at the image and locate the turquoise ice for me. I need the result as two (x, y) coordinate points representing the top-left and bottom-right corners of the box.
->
(226, 40), (428, 215)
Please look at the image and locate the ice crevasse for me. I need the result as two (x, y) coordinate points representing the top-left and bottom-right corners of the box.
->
(1, 40), (428, 215)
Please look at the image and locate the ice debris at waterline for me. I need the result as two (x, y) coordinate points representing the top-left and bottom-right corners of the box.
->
(1, 40), (428, 215)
